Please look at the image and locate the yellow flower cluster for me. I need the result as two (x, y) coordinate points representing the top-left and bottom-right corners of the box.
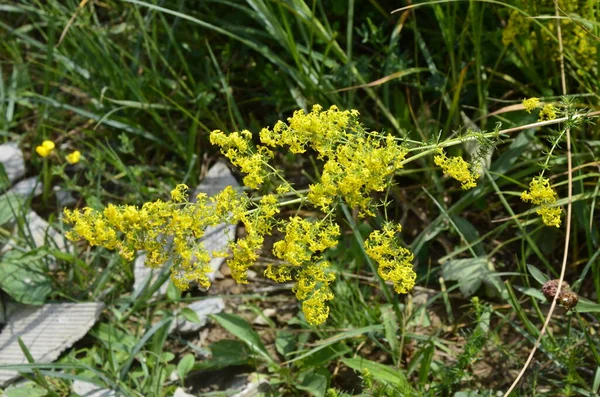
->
(64, 105), (421, 326)
(214, 187), (279, 284)
(502, 11), (530, 47)
(521, 176), (562, 227)
(65, 184), (224, 290)
(538, 104), (557, 121)
(504, 1), (597, 75)
(522, 97), (540, 113)
(261, 105), (408, 216)
(66, 150), (82, 164)
(364, 223), (416, 294)
(36, 139), (83, 164)
(434, 148), (479, 190)
(210, 130), (274, 189)
(265, 216), (339, 325)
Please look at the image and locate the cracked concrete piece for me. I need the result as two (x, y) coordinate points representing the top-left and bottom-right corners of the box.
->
(133, 252), (170, 297)
(170, 297), (225, 334)
(0, 302), (104, 385)
(7, 177), (43, 197)
(0, 143), (25, 184)
(24, 211), (70, 251)
(193, 161), (239, 198)
(71, 380), (118, 397)
(173, 387), (196, 397)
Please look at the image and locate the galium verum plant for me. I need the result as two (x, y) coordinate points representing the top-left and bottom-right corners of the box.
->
(64, 105), (483, 325)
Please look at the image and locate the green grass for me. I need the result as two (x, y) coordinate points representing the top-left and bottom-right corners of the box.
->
(1, 0), (600, 396)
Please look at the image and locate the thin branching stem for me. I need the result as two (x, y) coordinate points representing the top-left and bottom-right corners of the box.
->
(503, 2), (573, 394)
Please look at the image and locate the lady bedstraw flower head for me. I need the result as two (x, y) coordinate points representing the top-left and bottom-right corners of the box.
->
(66, 150), (82, 164)
(170, 183), (189, 202)
(259, 104), (357, 158)
(36, 140), (55, 157)
(434, 148), (479, 190)
(538, 104), (557, 121)
(522, 97), (540, 113)
(210, 129), (272, 189)
(521, 176), (562, 227)
(364, 223), (416, 294)
(302, 286), (334, 325)
(64, 184), (224, 290)
(264, 217), (339, 325)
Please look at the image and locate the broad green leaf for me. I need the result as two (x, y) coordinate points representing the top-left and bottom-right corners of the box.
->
(442, 257), (500, 297)
(451, 216), (485, 256)
(210, 313), (274, 364)
(0, 250), (52, 305)
(297, 368), (329, 397)
(381, 305), (399, 358)
(514, 285), (546, 302)
(196, 340), (251, 370)
(576, 297), (600, 313)
(342, 357), (416, 396)
(275, 330), (296, 358)
(0, 192), (25, 226)
(181, 307), (201, 324)
(527, 264), (549, 285)
(4, 382), (48, 397)
(177, 354), (196, 380)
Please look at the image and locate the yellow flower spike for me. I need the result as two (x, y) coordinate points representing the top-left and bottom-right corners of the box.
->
(434, 148), (479, 190)
(66, 150), (81, 164)
(538, 104), (557, 121)
(522, 97), (540, 113)
(521, 176), (562, 227)
(365, 223), (416, 295)
(301, 287), (334, 325)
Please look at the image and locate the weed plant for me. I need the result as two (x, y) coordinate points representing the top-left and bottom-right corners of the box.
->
(0, 0), (599, 396)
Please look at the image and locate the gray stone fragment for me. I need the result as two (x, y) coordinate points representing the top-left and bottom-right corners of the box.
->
(0, 143), (25, 184)
(132, 252), (170, 297)
(0, 302), (104, 385)
(170, 297), (225, 334)
(7, 177), (43, 197)
(173, 387), (196, 397)
(71, 380), (118, 397)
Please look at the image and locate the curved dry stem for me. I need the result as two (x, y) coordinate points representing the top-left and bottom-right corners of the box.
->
(502, 1), (573, 395)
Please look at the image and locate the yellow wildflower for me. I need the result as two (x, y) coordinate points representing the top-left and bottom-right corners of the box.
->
(302, 286), (334, 325)
(36, 140), (55, 157)
(364, 223), (416, 294)
(538, 104), (557, 121)
(522, 98), (540, 113)
(434, 148), (479, 190)
(170, 184), (189, 202)
(521, 176), (562, 227)
(210, 129), (272, 189)
(65, 150), (82, 164)
(64, 184), (224, 290)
